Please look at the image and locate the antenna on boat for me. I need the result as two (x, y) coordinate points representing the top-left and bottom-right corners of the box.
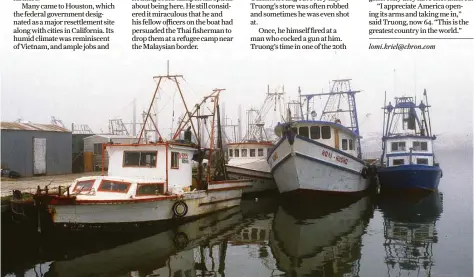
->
(424, 89), (433, 137)
(382, 90), (387, 150)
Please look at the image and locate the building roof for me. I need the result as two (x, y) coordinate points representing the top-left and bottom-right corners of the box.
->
(0, 122), (71, 132)
(83, 134), (137, 140)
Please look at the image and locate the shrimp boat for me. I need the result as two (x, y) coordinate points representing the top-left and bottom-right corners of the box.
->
(225, 86), (284, 194)
(31, 71), (251, 231)
(378, 90), (442, 193)
(267, 79), (372, 195)
(225, 140), (275, 194)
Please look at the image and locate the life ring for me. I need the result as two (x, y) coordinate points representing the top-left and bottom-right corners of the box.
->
(173, 231), (189, 249)
(172, 201), (188, 218)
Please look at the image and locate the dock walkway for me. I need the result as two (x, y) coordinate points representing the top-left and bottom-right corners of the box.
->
(1, 172), (103, 197)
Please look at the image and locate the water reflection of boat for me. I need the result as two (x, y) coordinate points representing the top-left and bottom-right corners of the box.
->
(44, 206), (246, 277)
(270, 196), (374, 276)
(378, 192), (443, 276)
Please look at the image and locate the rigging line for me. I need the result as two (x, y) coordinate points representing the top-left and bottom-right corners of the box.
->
(156, 93), (174, 114)
(171, 88), (177, 136)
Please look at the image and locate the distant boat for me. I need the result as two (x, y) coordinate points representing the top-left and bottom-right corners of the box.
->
(377, 90), (442, 193)
(226, 140), (276, 194)
(267, 79), (372, 195)
(225, 86), (284, 195)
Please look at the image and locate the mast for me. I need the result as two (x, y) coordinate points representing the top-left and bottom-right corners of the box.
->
(132, 98), (137, 136)
(138, 76), (164, 143)
(381, 91), (387, 157)
(214, 101), (228, 180)
(424, 89), (433, 137)
(241, 84), (285, 142)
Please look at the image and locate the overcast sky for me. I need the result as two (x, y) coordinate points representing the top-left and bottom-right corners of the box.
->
(1, 1), (472, 143)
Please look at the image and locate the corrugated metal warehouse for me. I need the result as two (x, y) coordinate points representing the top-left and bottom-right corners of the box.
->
(1, 122), (72, 177)
(83, 134), (137, 171)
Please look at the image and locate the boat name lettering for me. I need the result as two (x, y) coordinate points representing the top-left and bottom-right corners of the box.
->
(179, 153), (189, 163)
(321, 150), (333, 159)
(336, 156), (348, 165)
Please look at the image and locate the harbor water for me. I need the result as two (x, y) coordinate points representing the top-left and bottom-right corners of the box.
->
(1, 148), (472, 277)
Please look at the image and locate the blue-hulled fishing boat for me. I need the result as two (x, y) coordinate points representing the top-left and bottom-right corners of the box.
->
(378, 90), (442, 193)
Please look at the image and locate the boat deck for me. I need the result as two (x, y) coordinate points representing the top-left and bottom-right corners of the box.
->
(1, 171), (104, 197)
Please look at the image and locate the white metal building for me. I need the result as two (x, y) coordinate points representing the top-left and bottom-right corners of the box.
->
(83, 134), (137, 170)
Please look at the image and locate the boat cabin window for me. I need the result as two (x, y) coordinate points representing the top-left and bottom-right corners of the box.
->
(258, 148), (264, 156)
(392, 159), (405, 166)
(136, 183), (164, 195)
(291, 127), (298, 135)
(250, 149), (256, 157)
(242, 149), (248, 157)
(310, 126), (320, 139)
(417, 158), (429, 165)
(123, 151), (157, 167)
(342, 139), (348, 150)
(299, 126), (309, 138)
(171, 152), (179, 169)
(73, 180), (95, 192)
(321, 126), (331, 139)
(413, 141), (428, 151)
(235, 149), (240, 157)
(98, 180), (131, 193)
(391, 142), (406, 152)
(349, 139), (354, 150)
(229, 149), (233, 157)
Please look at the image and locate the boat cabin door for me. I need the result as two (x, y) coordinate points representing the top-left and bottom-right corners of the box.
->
(334, 129), (340, 150)
(33, 137), (47, 175)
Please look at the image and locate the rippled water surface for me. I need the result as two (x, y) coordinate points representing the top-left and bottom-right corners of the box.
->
(1, 149), (472, 277)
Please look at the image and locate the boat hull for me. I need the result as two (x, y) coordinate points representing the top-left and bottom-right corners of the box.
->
(44, 180), (249, 227)
(268, 135), (370, 194)
(226, 165), (276, 194)
(377, 164), (442, 193)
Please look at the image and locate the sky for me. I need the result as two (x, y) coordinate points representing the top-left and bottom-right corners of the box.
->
(1, 0), (473, 146)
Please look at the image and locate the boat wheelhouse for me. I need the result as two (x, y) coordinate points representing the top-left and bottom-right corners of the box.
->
(29, 71), (251, 231)
(227, 141), (274, 178)
(378, 92), (442, 193)
(267, 79), (372, 195)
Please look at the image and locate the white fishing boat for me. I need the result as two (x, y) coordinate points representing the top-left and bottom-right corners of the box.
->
(32, 71), (251, 230)
(267, 79), (372, 195)
(225, 85), (285, 194)
(226, 141), (275, 194)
